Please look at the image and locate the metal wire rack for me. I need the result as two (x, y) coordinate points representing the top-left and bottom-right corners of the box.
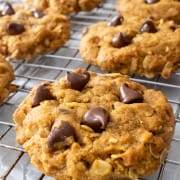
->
(0, 0), (180, 179)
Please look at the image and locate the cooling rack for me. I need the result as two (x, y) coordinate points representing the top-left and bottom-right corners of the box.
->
(0, 0), (180, 179)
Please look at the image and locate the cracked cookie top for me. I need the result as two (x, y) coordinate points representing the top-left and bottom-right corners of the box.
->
(14, 69), (175, 179)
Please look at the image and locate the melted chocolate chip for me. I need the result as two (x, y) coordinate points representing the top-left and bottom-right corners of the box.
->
(140, 20), (157, 33)
(108, 15), (124, 27)
(81, 107), (109, 132)
(32, 82), (55, 107)
(112, 32), (132, 48)
(67, 71), (90, 91)
(7, 23), (25, 35)
(119, 84), (143, 104)
(48, 121), (76, 149)
(144, 0), (159, 4)
(32, 10), (44, 18)
(1, 2), (15, 16)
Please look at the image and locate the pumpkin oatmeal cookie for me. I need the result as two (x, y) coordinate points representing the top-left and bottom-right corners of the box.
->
(0, 55), (15, 102)
(0, 1), (70, 60)
(14, 69), (175, 179)
(80, 16), (180, 78)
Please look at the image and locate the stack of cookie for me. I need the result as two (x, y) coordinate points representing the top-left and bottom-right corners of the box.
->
(80, 0), (180, 79)
(0, 0), (175, 180)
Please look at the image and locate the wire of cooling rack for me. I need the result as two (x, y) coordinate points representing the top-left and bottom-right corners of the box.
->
(0, 1), (180, 180)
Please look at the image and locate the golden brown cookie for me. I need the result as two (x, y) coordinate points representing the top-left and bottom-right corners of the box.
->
(25, 0), (102, 14)
(0, 2), (70, 60)
(80, 16), (180, 79)
(0, 55), (15, 103)
(14, 69), (175, 179)
(117, 0), (180, 22)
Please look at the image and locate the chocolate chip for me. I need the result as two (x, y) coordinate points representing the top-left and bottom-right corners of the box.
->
(7, 23), (25, 35)
(81, 107), (109, 132)
(112, 32), (132, 48)
(82, 160), (91, 169)
(67, 71), (90, 91)
(82, 27), (89, 36)
(170, 25), (180, 31)
(140, 20), (157, 33)
(48, 121), (76, 149)
(144, 0), (159, 4)
(1, 2), (15, 16)
(32, 10), (44, 18)
(119, 84), (143, 104)
(32, 82), (55, 107)
(108, 15), (124, 26)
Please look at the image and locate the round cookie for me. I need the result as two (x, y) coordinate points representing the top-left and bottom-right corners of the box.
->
(80, 16), (180, 79)
(0, 55), (15, 103)
(25, 0), (102, 14)
(14, 68), (175, 179)
(0, 2), (70, 60)
(117, 0), (180, 22)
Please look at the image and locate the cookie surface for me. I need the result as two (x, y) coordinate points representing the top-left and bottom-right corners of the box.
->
(14, 69), (175, 179)
(80, 16), (180, 79)
(25, 0), (102, 14)
(117, 0), (180, 22)
(0, 2), (70, 60)
(0, 55), (15, 103)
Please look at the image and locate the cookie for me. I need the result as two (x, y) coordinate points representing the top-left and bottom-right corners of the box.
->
(13, 68), (175, 179)
(117, 0), (180, 22)
(80, 16), (180, 79)
(0, 2), (70, 60)
(0, 55), (15, 103)
(25, 0), (102, 14)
